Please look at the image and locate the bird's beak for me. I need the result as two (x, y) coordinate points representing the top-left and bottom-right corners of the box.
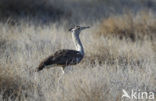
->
(81, 26), (90, 30)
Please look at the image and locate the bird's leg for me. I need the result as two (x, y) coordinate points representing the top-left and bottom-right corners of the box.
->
(57, 67), (64, 92)
(69, 66), (73, 71)
(64, 66), (73, 73)
(62, 66), (66, 71)
(61, 67), (65, 75)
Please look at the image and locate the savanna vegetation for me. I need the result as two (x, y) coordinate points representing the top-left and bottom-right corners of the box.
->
(0, 0), (155, 101)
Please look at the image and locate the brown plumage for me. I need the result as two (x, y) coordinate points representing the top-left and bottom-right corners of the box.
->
(37, 26), (90, 72)
(37, 49), (83, 72)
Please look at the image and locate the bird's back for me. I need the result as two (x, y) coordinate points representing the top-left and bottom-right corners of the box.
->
(37, 49), (83, 71)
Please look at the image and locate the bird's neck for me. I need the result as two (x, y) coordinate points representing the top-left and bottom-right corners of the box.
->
(72, 32), (84, 55)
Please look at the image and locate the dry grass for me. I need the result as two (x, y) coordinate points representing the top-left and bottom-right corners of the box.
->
(0, 13), (155, 100)
(97, 10), (156, 41)
(0, 0), (155, 101)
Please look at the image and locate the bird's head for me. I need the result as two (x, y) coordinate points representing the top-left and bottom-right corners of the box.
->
(69, 26), (90, 35)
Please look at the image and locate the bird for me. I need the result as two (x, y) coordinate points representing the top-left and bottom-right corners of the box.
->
(37, 26), (90, 72)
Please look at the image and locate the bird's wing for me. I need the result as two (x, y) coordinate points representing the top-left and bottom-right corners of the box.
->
(50, 49), (84, 66)
(53, 49), (81, 58)
(37, 49), (82, 71)
(52, 49), (83, 63)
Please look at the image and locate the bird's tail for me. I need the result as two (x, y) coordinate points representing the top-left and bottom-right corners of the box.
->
(37, 63), (45, 72)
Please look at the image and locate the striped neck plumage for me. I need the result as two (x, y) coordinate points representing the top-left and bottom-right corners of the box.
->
(72, 32), (84, 55)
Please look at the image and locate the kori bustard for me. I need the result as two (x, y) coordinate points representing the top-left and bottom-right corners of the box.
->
(37, 26), (90, 72)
